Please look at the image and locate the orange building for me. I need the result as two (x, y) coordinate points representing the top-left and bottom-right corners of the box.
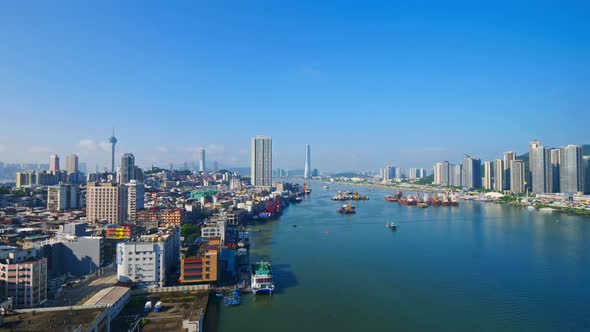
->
(179, 238), (220, 284)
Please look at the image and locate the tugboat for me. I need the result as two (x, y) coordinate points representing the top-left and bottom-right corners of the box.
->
(251, 261), (275, 294)
(337, 203), (356, 214)
(303, 183), (312, 195)
(386, 222), (397, 230)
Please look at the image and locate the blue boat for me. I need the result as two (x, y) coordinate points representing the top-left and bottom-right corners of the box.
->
(223, 289), (241, 306)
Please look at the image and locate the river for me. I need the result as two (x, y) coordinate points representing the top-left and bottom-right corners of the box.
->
(206, 182), (590, 332)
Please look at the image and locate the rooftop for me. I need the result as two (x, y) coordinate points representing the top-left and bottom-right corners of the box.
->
(0, 307), (106, 332)
(83, 286), (130, 306)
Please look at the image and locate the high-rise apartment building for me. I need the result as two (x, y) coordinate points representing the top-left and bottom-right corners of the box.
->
(503, 151), (516, 190)
(126, 180), (144, 221)
(66, 154), (78, 174)
(510, 160), (526, 194)
(433, 163), (443, 185)
(251, 136), (272, 188)
(551, 149), (561, 193)
(531, 146), (552, 194)
(450, 164), (462, 187)
(47, 184), (79, 211)
(584, 156), (590, 195)
(49, 154), (60, 173)
(528, 140), (541, 191)
(559, 145), (585, 193)
(483, 161), (492, 190)
(119, 153), (135, 184)
(86, 182), (128, 223)
(494, 159), (504, 191)
(381, 165), (396, 182)
(462, 156), (482, 190)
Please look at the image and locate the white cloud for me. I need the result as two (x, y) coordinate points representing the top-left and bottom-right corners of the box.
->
(78, 139), (110, 152)
(29, 146), (50, 153)
(156, 146), (169, 153)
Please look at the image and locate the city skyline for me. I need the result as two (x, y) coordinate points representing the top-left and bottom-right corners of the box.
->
(1, 2), (589, 171)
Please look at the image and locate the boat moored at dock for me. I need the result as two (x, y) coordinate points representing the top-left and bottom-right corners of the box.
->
(251, 261), (275, 294)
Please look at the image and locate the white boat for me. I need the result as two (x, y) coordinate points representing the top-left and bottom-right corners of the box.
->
(251, 261), (275, 294)
(539, 207), (556, 213)
(386, 222), (397, 230)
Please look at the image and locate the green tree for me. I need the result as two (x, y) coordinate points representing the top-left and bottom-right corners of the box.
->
(181, 224), (201, 244)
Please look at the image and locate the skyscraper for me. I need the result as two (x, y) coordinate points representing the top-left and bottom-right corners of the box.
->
(382, 165), (396, 182)
(531, 146), (552, 194)
(251, 136), (272, 188)
(433, 163), (443, 185)
(510, 160), (526, 194)
(441, 161), (450, 186)
(199, 148), (206, 172)
(584, 156), (590, 195)
(503, 151), (516, 190)
(462, 156), (482, 190)
(449, 164), (462, 187)
(119, 153), (135, 184)
(528, 139), (541, 191)
(559, 145), (585, 193)
(109, 130), (117, 173)
(551, 149), (561, 193)
(483, 161), (492, 190)
(494, 159), (504, 191)
(49, 154), (60, 173)
(66, 154), (78, 174)
(304, 144), (311, 179)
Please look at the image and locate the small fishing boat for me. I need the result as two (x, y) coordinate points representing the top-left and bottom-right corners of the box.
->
(386, 222), (397, 230)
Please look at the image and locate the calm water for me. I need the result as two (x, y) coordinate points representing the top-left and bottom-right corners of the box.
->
(207, 183), (590, 332)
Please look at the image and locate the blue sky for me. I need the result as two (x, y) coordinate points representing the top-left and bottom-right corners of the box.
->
(0, 1), (588, 172)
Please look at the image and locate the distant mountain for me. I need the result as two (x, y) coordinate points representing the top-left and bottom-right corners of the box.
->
(330, 172), (368, 178)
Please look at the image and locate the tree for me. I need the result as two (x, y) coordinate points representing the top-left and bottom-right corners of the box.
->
(181, 224), (200, 244)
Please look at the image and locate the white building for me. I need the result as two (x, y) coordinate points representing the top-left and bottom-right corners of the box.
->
(251, 136), (272, 188)
(47, 184), (79, 211)
(116, 228), (180, 287)
(201, 217), (227, 243)
(483, 161), (492, 190)
(126, 180), (144, 221)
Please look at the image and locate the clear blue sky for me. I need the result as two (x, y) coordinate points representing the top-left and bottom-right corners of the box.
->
(1, 1), (588, 172)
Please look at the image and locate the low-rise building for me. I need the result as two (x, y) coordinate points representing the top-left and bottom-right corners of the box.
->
(0, 248), (47, 308)
(116, 227), (180, 287)
(179, 238), (220, 284)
